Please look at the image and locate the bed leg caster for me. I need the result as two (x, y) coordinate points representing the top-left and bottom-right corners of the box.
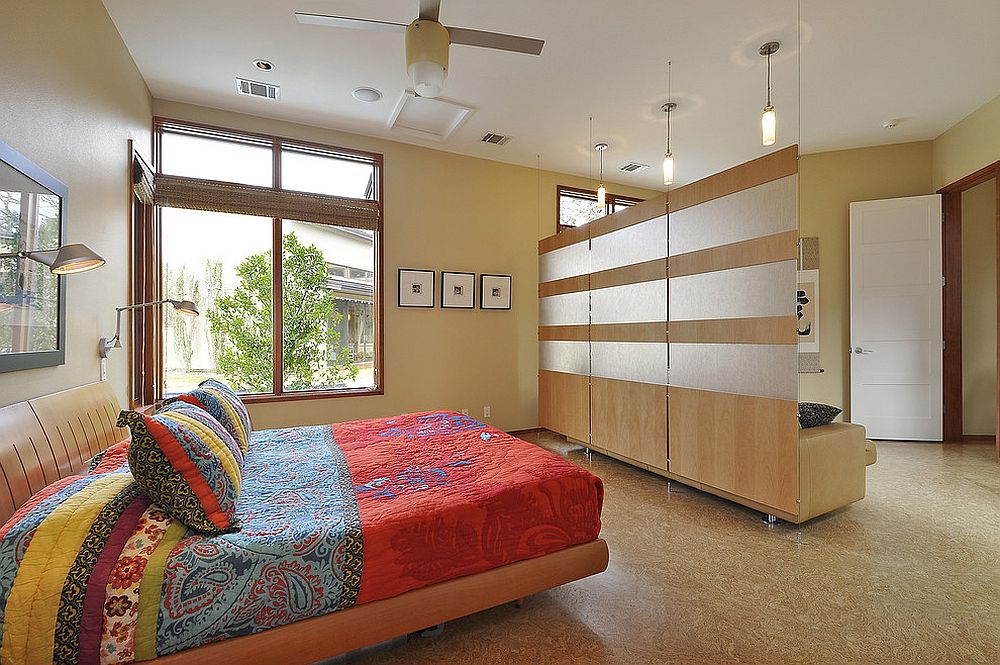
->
(418, 624), (445, 638)
(514, 597), (525, 609)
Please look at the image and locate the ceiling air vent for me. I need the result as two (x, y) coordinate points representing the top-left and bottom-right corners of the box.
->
(236, 77), (280, 100)
(619, 161), (650, 173)
(480, 132), (510, 146)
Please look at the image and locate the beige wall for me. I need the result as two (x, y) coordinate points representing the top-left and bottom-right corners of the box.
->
(961, 178), (997, 435)
(0, 0), (152, 408)
(933, 93), (1000, 190)
(798, 142), (934, 417)
(152, 100), (657, 431)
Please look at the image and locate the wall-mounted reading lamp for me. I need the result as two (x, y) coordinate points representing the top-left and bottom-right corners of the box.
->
(0, 243), (105, 313)
(0, 243), (106, 275)
(99, 299), (199, 358)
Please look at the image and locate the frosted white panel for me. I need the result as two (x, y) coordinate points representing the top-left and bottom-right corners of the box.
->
(539, 341), (590, 375)
(539, 240), (590, 283)
(669, 261), (796, 321)
(591, 342), (668, 385)
(669, 175), (797, 256)
(591, 280), (668, 324)
(669, 343), (797, 400)
(591, 215), (667, 272)
(539, 292), (589, 326)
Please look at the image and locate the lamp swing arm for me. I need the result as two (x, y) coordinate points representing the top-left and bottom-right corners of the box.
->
(99, 299), (199, 358)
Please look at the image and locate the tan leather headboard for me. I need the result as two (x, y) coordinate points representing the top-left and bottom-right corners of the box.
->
(0, 381), (126, 523)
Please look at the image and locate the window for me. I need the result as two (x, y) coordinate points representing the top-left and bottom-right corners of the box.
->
(556, 185), (641, 233)
(139, 119), (382, 402)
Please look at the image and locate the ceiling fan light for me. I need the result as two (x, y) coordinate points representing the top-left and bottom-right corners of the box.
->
(406, 19), (449, 98)
(408, 60), (446, 98)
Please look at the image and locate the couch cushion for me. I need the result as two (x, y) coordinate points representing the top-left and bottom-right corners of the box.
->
(798, 422), (867, 522)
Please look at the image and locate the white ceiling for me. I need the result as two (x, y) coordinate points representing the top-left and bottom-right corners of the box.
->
(103, 0), (1000, 190)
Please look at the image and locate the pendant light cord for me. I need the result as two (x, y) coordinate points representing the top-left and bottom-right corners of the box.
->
(766, 50), (772, 107)
(589, 116), (593, 180)
(666, 61), (672, 154)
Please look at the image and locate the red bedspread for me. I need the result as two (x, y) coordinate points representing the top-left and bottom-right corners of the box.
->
(334, 412), (604, 605)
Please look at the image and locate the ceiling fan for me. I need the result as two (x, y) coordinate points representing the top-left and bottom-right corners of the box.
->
(296, 0), (545, 99)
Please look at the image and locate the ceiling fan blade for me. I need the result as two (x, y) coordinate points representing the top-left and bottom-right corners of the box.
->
(446, 27), (544, 55)
(418, 0), (441, 21)
(294, 12), (406, 34)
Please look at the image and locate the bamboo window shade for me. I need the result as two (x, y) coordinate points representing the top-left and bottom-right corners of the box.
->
(132, 156), (155, 205)
(152, 174), (380, 230)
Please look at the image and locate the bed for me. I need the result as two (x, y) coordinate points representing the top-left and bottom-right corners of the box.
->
(0, 382), (608, 664)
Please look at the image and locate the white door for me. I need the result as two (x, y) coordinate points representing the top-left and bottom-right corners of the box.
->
(850, 195), (942, 441)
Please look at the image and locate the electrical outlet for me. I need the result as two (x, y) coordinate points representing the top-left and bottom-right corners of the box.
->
(483, 406), (491, 418)
(460, 408), (469, 416)
(100, 358), (107, 381)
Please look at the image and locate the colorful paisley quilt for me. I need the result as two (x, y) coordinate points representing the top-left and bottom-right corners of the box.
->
(0, 412), (603, 663)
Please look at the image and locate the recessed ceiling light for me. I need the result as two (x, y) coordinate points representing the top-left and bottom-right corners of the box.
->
(253, 59), (274, 72)
(352, 87), (383, 103)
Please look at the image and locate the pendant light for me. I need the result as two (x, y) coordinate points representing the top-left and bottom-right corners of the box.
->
(595, 142), (608, 207)
(662, 61), (676, 186)
(760, 41), (779, 146)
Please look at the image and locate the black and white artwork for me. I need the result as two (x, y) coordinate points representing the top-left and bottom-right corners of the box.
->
(398, 268), (435, 307)
(441, 271), (475, 308)
(480, 274), (512, 310)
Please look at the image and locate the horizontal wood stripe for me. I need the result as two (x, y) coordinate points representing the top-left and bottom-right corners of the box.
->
(668, 145), (798, 214)
(538, 325), (589, 342)
(588, 195), (668, 239)
(538, 274), (589, 297)
(538, 224), (588, 254)
(669, 316), (797, 345)
(669, 230), (798, 278)
(591, 322), (668, 343)
(539, 323), (668, 342)
(589, 258), (668, 290)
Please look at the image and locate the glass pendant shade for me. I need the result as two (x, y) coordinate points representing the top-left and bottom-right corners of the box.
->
(662, 153), (674, 186)
(762, 105), (776, 146)
(596, 183), (606, 207)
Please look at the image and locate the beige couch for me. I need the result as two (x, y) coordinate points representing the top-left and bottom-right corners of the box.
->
(797, 422), (876, 522)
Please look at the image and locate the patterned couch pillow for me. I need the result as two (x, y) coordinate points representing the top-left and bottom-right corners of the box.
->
(117, 403), (242, 534)
(167, 378), (252, 456)
(798, 402), (842, 429)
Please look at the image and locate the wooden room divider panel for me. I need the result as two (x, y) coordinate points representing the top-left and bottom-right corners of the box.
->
(537, 146), (800, 518)
(538, 225), (591, 442)
(666, 147), (800, 514)
(589, 197), (669, 470)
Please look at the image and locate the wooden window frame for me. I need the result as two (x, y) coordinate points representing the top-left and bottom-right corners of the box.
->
(556, 184), (642, 234)
(137, 117), (384, 405)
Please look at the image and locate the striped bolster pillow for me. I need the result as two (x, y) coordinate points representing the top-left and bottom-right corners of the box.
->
(117, 402), (243, 534)
(167, 378), (252, 457)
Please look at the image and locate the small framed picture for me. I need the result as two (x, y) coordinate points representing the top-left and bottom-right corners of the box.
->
(398, 269), (435, 308)
(480, 274), (512, 310)
(441, 271), (475, 309)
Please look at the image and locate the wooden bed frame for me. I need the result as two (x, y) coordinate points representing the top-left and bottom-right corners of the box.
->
(0, 382), (609, 664)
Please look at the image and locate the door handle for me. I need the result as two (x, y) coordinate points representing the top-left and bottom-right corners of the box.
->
(852, 347), (873, 355)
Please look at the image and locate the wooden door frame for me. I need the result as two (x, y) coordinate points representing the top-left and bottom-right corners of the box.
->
(938, 160), (1000, 459)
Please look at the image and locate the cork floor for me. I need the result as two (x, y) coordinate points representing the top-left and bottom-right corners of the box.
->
(346, 432), (1000, 664)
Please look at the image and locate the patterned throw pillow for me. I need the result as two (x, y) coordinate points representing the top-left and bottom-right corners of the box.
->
(117, 403), (243, 534)
(798, 402), (842, 429)
(167, 378), (252, 456)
